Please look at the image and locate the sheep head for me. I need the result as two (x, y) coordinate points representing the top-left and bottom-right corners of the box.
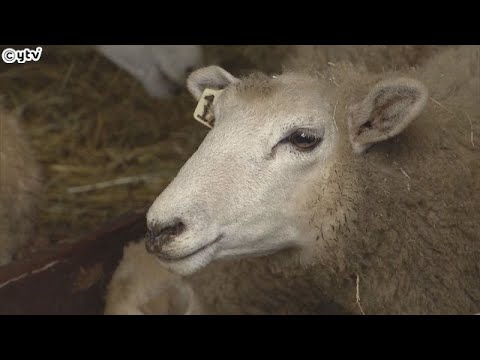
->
(145, 66), (428, 276)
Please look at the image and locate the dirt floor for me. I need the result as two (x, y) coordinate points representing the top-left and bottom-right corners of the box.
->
(0, 45), (292, 260)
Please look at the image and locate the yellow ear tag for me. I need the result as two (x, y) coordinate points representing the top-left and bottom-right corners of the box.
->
(193, 88), (224, 129)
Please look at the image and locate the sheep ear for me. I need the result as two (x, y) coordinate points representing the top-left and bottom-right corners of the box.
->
(347, 78), (428, 154)
(187, 66), (239, 100)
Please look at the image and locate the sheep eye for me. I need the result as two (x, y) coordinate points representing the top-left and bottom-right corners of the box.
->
(288, 130), (322, 150)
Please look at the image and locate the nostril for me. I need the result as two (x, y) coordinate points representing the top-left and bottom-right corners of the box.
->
(159, 221), (185, 238)
(146, 220), (186, 254)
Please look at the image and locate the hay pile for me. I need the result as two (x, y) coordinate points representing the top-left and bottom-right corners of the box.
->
(0, 45), (291, 252)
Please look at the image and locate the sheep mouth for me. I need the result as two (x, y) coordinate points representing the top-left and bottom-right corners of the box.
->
(153, 235), (224, 263)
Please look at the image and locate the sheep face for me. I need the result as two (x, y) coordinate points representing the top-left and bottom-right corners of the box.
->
(146, 66), (428, 276)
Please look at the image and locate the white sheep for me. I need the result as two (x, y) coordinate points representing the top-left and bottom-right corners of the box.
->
(0, 109), (41, 266)
(105, 45), (480, 315)
(96, 45), (203, 99)
(95, 45), (443, 100)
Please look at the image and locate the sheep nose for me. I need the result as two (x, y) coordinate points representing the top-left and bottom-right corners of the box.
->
(145, 220), (186, 254)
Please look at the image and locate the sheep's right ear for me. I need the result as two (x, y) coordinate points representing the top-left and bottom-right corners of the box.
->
(187, 66), (239, 101)
(347, 78), (428, 154)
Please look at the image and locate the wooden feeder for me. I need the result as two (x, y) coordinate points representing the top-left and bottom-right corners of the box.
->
(0, 208), (147, 315)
